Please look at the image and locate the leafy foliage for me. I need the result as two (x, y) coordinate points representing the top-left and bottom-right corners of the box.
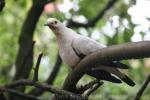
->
(0, 0), (150, 99)
(78, 0), (107, 19)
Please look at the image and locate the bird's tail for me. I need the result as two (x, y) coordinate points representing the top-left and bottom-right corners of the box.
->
(86, 70), (122, 83)
(92, 66), (135, 86)
(121, 75), (135, 86)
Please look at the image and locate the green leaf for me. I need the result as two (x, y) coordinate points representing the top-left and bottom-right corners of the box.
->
(123, 28), (132, 42)
(78, 0), (107, 19)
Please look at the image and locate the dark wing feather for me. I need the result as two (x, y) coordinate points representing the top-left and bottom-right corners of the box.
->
(86, 70), (122, 83)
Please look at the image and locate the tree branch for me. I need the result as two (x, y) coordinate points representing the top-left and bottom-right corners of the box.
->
(77, 80), (103, 94)
(1, 79), (85, 100)
(134, 74), (150, 100)
(29, 54), (62, 96)
(33, 53), (43, 82)
(14, 0), (55, 81)
(0, 52), (84, 100)
(14, 41), (35, 80)
(63, 41), (150, 92)
(67, 0), (118, 27)
(0, 0), (5, 12)
(0, 87), (40, 100)
(84, 81), (103, 97)
(13, 0), (55, 99)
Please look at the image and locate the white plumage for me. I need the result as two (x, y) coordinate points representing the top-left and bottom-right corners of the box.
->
(45, 18), (135, 86)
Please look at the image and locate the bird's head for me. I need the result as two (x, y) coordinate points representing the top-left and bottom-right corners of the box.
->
(44, 18), (63, 30)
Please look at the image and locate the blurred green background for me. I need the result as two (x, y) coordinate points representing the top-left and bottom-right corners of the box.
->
(0, 0), (150, 100)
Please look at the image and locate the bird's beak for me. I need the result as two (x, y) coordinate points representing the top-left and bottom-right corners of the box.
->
(44, 23), (48, 26)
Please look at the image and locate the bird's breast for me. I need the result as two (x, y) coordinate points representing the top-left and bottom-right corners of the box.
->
(59, 45), (80, 67)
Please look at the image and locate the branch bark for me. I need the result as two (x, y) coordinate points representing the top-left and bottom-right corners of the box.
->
(14, 41), (35, 80)
(63, 41), (150, 92)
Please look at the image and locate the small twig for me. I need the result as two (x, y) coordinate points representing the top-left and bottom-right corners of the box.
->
(134, 74), (150, 100)
(0, 87), (40, 100)
(33, 53), (43, 82)
(29, 54), (62, 96)
(84, 81), (103, 97)
(77, 80), (102, 94)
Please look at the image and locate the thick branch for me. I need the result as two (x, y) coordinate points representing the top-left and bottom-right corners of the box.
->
(14, 41), (35, 80)
(63, 41), (150, 91)
(14, 2), (43, 81)
(0, 0), (5, 12)
(134, 74), (150, 100)
(67, 0), (118, 27)
(2, 79), (85, 100)
(14, 0), (55, 80)
(0, 87), (39, 100)
(13, 0), (54, 99)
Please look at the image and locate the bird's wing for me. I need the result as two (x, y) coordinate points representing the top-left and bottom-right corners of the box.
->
(72, 35), (129, 69)
(72, 35), (105, 56)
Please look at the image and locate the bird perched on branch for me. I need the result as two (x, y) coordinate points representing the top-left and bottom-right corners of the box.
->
(45, 18), (135, 87)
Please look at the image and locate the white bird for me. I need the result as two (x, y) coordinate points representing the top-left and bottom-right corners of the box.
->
(45, 18), (135, 86)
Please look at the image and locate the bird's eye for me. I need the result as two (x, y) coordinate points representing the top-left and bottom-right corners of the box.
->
(54, 21), (57, 24)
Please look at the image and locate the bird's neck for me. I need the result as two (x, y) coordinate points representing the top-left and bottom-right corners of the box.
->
(55, 27), (76, 40)
(54, 27), (76, 47)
